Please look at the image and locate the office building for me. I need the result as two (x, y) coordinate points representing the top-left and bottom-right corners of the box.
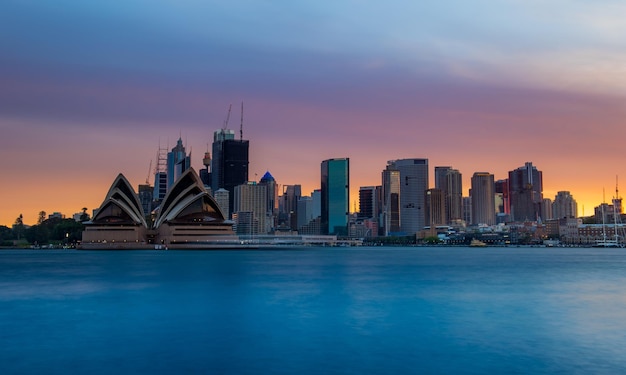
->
(435, 166), (463, 225)
(211, 129), (249, 216)
(234, 182), (267, 235)
(321, 158), (349, 236)
(167, 137), (191, 190)
(279, 185), (302, 230)
(359, 186), (380, 220)
(382, 165), (401, 236)
(508, 162), (543, 222)
(213, 188), (230, 220)
(259, 171), (278, 232)
(471, 172), (496, 226)
(552, 191), (578, 219)
(389, 159), (429, 234)
(425, 188), (446, 227)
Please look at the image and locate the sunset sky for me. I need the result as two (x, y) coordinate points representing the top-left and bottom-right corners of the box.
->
(2, 1), (626, 226)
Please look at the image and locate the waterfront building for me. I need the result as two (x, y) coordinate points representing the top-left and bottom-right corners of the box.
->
(83, 168), (233, 248)
(471, 172), (496, 226)
(381, 165), (401, 236)
(167, 137), (191, 190)
(297, 191), (322, 234)
(358, 186), (380, 220)
(541, 198), (553, 221)
(425, 188), (446, 227)
(321, 158), (350, 236)
(259, 171), (278, 232)
(435, 166), (463, 225)
(495, 179), (510, 214)
(463, 196), (472, 225)
(213, 188), (230, 220)
(297, 196), (313, 231)
(234, 182), (267, 235)
(279, 185), (302, 231)
(389, 159), (429, 235)
(211, 129), (249, 216)
(508, 162), (543, 222)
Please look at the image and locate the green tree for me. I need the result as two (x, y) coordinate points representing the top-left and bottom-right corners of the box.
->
(13, 214), (25, 241)
(79, 207), (90, 222)
(37, 211), (47, 225)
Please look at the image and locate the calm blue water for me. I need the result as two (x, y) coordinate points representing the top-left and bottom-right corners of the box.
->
(2, 247), (626, 374)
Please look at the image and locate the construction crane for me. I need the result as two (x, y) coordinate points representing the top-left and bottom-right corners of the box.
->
(145, 160), (152, 184)
(222, 104), (232, 130)
(240, 101), (244, 141)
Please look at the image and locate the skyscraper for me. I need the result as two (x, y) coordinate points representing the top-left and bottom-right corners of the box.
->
(552, 191), (578, 219)
(471, 172), (496, 226)
(321, 158), (349, 236)
(381, 164), (401, 236)
(234, 182), (267, 235)
(167, 137), (191, 189)
(211, 129), (249, 216)
(259, 171), (278, 233)
(425, 188), (446, 227)
(435, 166), (463, 225)
(389, 159), (429, 234)
(508, 162), (543, 222)
(279, 185), (301, 231)
(358, 186), (379, 220)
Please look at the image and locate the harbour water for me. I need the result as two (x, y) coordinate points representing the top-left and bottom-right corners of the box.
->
(2, 247), (626, 374)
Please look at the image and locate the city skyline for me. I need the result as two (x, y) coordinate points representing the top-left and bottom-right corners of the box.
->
(2, 1), (626, 226)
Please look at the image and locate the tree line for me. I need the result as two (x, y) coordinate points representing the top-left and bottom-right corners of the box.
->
(1, 210), (89, 247)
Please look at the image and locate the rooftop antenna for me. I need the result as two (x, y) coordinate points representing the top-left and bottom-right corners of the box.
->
(240, 101), (244, 141)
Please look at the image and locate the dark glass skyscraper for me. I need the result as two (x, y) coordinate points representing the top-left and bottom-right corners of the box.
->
(211, 129), (249, 216)
(508, 162), (543, 222)
(321, 158), (349, 236)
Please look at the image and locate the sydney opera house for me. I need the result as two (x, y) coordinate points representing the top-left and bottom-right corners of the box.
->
(81, 168), (236, 249)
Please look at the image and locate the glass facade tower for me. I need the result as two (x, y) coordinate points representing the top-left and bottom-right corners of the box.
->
(321, 158), (349, 236)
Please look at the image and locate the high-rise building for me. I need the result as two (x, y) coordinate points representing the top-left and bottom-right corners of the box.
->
(358, 186), (379, 220)
(138, 184), (153, 217)
(321, 158), (350, 236)
(153, 171), (167, 204)
(213, 188), (230, 220)
(389, 159), (428, 234)
(508, 162), (543, 222)
(425, 188), (446, 227)
(167, 138), (191, 190)
(463, 196), (472, 225)
(211, 129), (249, 216)
(552, 191), (578, 219)
(541, 198), (553, 221)
(435, 166), (463, 225)
(234, 182), (266, 235)
(494, 179), (509, 214)
(382, 165), (401, 236)
(279, 185), (301, 230)
(259, 172), (278, 214)
(471, 172), (496, 226)
(153, 144), (168, 205)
